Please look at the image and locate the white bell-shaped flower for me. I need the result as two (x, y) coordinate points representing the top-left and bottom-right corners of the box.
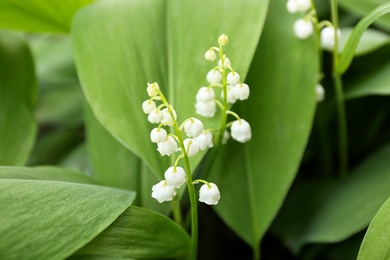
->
(148, 109), (163, 124)
(222, 130), (230, 145)
(147, 82), (160, 97)
(320, 26), (341, 50)
(293, 19), (314, 39)
(204, 49), (217, 61)
(231, 119), (252, 143)
(199, 182), (220, 205)
(142, 100), (156, 114)
(316, 84), (325, 102)
(150, 128), (168, 143)
(152, 180), (176, 203)
(195, 101), (216, 118)
(184, 118), (204, 137)
(157, 136), (179, 156)
(234, 83), (250, 100)
(161, 107), (177, 126)
(218, 57), (231, 69)
(287, 0), (311, 13)
(218, 34), (228, 46)
(206, 69), (222, 84)
(183, 138), (200, 157)
(196, 87), (215, 103)
(196, 131), (213, 150)
(227, 72), (240, 86)
(221, 86), (238, 104)
(164, 166), (186, 189)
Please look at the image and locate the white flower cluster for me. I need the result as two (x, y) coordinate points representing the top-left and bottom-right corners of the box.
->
(142, 82), (220, 205)
(197, 34), (252, 144)
(286, 0), (314, 39)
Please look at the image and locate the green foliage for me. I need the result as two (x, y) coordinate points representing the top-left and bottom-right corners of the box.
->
(75, 207), (190, 259)
(357, 196), (390, 260)
(0, 31), (36, 166)
(210, 0), (318, 247)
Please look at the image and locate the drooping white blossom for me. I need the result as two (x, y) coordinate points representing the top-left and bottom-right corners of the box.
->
(183, 138), (200, 157)
(206, 69), (222, 84)
(218, 34), (229, 46)
(227, 72), (240, 86)
(147, 82), (160, 97)
(196, 87), (215, 103)
(196, 131), (214, 150)
(218, 57), (231, 69)
(320, 26), (341, 50)
(161, 107), (177, 126)
(204, 49), (217, 61)
(150, 128), (168, 143)
(148, 109), (163, 124)
(152, 180), (176, 203)
(157, 136), (179, 156)
(142, 100), (156, 114)
(316, 84), (325, 102)
(293, 19), (314, 39)
(286, 0), (311, 13)
(199, 182), (221, 205)
(231, 119), (252, 143)
(184, 118), (204, 138)
(221, 86), (238, 104)
(195, 100), (216, 118)
(234, 83), (250, 101)
(164, 166), (186, 189)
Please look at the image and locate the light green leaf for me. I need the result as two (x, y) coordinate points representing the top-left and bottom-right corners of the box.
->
(345, 59), (390, 99)
(72, 0), (268, 177)
(272, 144), (390, 253)
(0, 31), (36, 166)
(0, 178), (135, 259)
(340, 27), (390, 56)
(59, 143), (92, 175)
(211, 0), (318, 247)
(357, 196), (390, 260)
(0, 0), (94, 32)
(74, 206), (190, 259)
(339, 0), (390, 30)
(0, 165), (95, 184)
(337, 2), (390, 74)
(85, 103), (171, 214)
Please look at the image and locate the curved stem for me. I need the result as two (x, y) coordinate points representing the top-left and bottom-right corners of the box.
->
(331, 0), (348, 177)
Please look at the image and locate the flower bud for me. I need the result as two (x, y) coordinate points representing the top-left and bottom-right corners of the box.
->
(184, 118), (204, 137)
(195, 101), (216, 118)
(157, 136), (179, 156)
(183, 138), (200, 157)
(142, 100), (156, 114)
(147, 82), (160, 97)
(218, 34), (229, 46)
(227, 72), (240, 86)
(218, 57), (231, 69)
(199, 182), (220, 205)
(164, 166), (186, 189)
(204, 49), (217, 61)
(234, 83), (250, 101)
(206, 69), (222, 84)
(320, 26), (341, 50)
(152, 180), (176, 203)
(196, 131), (213, 150)
(196, 87), (215, 103)
(231, 119), (252, 143)
(150, 128), (168, 143)
(316, 84), (325, 102)
(161, 107), (177, 126)
(148, 109), (163, 124)
(293, 19), (314, 39)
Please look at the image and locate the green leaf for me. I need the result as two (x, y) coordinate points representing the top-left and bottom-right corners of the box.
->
(0, 0), (94, 32)
(345, 59), (390, 99)
(339, 0), (390, 30)
(272, 144), (390, 253)
(0, 31), (36, 166)
(74, 206), (190, 259)
(210, 0), (318, 247)
(357, 196), (390, 260)
(339, 27), (390, 56)
(0, 178), (135, 259)
(72, 0), (268, 177)
(0, 165), (96, 184)
(337, 2), (390, 74)
(85, 103), (171, 214)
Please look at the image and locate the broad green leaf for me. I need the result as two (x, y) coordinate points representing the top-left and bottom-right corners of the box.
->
(210, 0), (318, 247)
(0, 165), (95, 184)
(72, 0), (268, 177)
(0, 31), (36, 166)
(74, 206), (190, 259)
(0, 0), (94, 32)
(0, 178), (135, 259)
(339, 0), (390, 30)
(345, 59), (390, 99)
(337, 3), (390, 74)
(357, 196), (390, 260)
(85, 103), (171, 214)
(339, 27), (390, 56)
(272, 144), (390, 253)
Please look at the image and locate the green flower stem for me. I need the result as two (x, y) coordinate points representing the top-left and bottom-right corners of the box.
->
(157, 89), (198, 260)
(171, 196), (183, 227)
(331, 0), (348, 177)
